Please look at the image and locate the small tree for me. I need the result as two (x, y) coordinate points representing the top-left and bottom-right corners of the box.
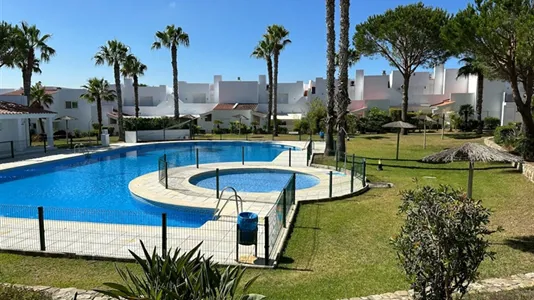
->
(306, 98), (327, 134)
(459, 104), (475, 132)
(392, 185), (498, 300)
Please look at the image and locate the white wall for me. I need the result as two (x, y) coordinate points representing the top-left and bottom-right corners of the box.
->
(47, 88), (95, 132)
(218, 81), (259, 104)
(179, 82), (211, 103)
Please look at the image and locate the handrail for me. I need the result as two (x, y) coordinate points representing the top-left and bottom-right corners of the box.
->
(214, 186), (243, 218)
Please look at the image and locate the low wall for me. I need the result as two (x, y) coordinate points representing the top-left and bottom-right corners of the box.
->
(125, 130), (190, 143)
(484, 137), (534, 183)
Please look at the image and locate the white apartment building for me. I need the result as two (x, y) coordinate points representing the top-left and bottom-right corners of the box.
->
(0, 64), (524, 146)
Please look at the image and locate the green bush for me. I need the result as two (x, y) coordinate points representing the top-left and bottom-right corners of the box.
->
(364, 107), (391, 133)
(392, 185), (497, 300)
(124, 117), (190, 131)
(0, 285), (52, 300)
(494, 125), (517, 145)
(73, 129), (82, 138)
(91, 123), (101, 130)
(102, 126), (115, 136)
(484, 117), (500, 130)
(89, 129), (99, 137)
(97, 241), (264, 300)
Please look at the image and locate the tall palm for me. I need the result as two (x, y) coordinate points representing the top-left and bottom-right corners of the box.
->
(336, 0), (351, 154)
(121, 54), (147, 118)
(324, 0), (336, 156)
(457, 57), (485, 134)
(251, 39), (274, 132)
(30, 81), (54, 134)
(266, 25), (291, 136)
(152, 25), (190, 120)
(94, 40), (129, 141)
(81, 78), (116, 136)
(0, 21), (17, 68)
(11, 22), (55, 106)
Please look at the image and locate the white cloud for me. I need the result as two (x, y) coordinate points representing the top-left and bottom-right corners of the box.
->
(169, 1), (176, 8)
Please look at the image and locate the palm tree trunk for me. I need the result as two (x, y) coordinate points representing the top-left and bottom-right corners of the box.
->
(476, 73), (484, 134)
(22, 69), (32, 106)
(133, 75), (140, 118)
(336, 0), (350, 155)
(114, 62), (124, 141)
(401, 75), (410, 135)
(324, 0), (336, 157)
(97, 97), (103, 137)
(273, 51), (279, 136)
(267, 58), (273, 132)
(171, 44), (180, 120)
(38, 118), (45, 135)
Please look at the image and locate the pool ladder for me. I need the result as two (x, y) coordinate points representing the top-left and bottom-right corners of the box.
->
(213, 186), (243, 219)
(73, 143), (92, 158)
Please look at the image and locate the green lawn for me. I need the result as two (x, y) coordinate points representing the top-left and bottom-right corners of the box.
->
(0, 132), (533, 300)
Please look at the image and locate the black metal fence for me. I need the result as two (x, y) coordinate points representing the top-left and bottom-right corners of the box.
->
(306, 140), (313, 166)
(0, 204), (271, 265)
(0, 136), (103, 160)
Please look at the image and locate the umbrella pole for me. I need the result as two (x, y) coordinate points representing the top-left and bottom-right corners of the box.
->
(467, 161), (474, 198)
(396, 129), (400, 160)
(441, 113), (445, 140)
(423, 120), (426, 149)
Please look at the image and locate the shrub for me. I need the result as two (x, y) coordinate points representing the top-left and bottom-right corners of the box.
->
(494, 125), (518, 145)
(392, 185), (497, 300)
(0, 285), (52, 300)
(91, 123), (101, 130)
(73, 129), (82, 138)
(124, 117), (190, 131)
(97, 241), (264, 300)
(346, 114), (358, 134)
(89, 129), (99, 137)
(278, 126), (288, 134)
(484, 117), (500, 130)
(364, 107), (391, 133)
(294, 118), (310, 134)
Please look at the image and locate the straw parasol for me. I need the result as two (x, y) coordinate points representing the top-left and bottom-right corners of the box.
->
(54, 115), (77, 141)
(422, 142), (522, 198)
(415, 115), (436, 149)
(383, 121), (417, 160)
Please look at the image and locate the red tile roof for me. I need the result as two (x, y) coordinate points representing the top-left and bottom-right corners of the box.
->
(431, 99), (454, 107)
(0, 101), (56, 115)
(2, 87), (60, 96)
(213, 103), (258, 111)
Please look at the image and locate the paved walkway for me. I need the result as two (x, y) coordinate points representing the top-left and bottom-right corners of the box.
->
(341, 272), (534, 300)
(3, 271), (534, 299)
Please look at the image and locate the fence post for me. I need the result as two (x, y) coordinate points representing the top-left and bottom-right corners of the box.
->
(43, 135), (47, 153)
(335, 151), (339, 171)
(362, 158), (367, 187)
(216, 168), (220, 198)
(162, 213), (167, 258)
(264, 216), (269, 266)
(163, 154), (169, 189)
(163, 127), (166, 141)
(10, 141), (14, 158)
(299, 131), (301, 141)
(292, 173), (296, 204)
(241, 146), (244, 165)
(351, 163), (355, 193)
(289, 148), (292, 167)
(38, 206), (45, 251)
(282, 189), (287, 228)
(329, 171), (333, 198)
(196, 148), (199, 169)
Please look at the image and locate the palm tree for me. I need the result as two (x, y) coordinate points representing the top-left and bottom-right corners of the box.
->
(11, 22), (55, 106)
(457, 57), (485, 134)
(251, 39), (274, 132)
(29, 81), (53, 134)
(266, 25), (291, 136)
(459, 104), (475, 132)
(0, 21), (17, 68)
(334, 48), (359, 69)
(336, 0), (351, 154)
(94, 40), (129, 141)
(324, 0), (336, 156)
(152, 25), (190, 120)
(121, 54), (147, 118)
(80, 78), (116, 136)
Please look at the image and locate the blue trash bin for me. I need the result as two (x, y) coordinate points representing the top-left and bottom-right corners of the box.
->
(237, 212), (258, 246)
(319, 131), (325, 139)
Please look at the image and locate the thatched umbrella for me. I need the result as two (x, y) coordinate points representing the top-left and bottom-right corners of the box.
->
(54, 115), (77, 141)
(416, 115), (436, 149)
(383, 121), (417, 160)
(422, 143), (522, 198)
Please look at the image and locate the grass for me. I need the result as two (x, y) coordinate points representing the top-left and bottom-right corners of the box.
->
(0, 132), (533, 300)
(467, 287), (534, 299)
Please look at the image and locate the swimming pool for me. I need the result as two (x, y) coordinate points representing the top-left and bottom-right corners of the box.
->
(0, 142), (295, 227)
(189, 168), (320, 193)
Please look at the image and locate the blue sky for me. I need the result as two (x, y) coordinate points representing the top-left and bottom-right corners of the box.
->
(0, 0), (469, 89)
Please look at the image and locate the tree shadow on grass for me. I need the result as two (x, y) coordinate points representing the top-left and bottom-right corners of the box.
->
(504, 236), (534, 255)
(444, 133), (485, 140)
(360, 136), (389, 140)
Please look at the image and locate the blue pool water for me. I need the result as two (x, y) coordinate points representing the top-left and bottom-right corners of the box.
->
(190, 169), (320, 193)
(0, 142), (295, 227)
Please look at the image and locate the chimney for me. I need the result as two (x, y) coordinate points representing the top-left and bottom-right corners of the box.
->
(382, 70), (386, 76)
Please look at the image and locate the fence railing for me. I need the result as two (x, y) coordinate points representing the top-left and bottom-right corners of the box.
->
(335, 151), (367, 191)
(0, 204), (268, 265)
(306, 139), (313, 166)
(0, 136), (104, 160)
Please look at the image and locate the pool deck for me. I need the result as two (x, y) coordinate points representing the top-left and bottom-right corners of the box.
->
(0, 139), (367, 267)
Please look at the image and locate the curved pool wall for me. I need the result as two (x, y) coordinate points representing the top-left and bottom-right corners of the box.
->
(189, 168), (320, 193)
(0, 141), (297, 227)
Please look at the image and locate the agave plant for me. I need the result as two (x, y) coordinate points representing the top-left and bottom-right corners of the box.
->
(96, 241), (264, 300)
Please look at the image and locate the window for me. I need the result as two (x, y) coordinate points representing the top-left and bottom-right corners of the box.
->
(65, 101), (78, 109)
(311, 87), (316, 94)
(204, 114), (212, 122)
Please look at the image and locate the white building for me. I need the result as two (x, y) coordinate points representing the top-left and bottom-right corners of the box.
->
(0, 64), (524, 147)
